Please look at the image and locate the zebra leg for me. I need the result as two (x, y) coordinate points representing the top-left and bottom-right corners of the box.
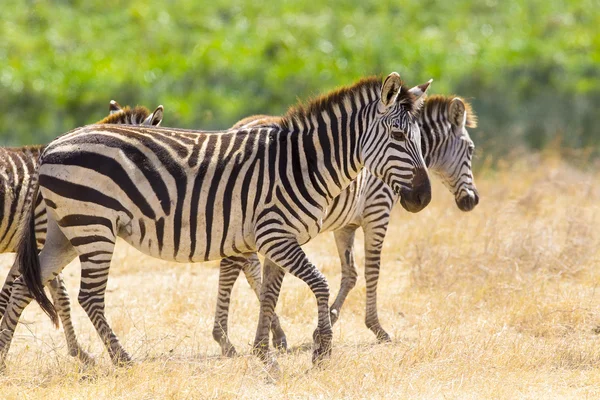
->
(0, 219), (77, 368)
(213, 256), (244, 357)
(75, 232), (132, 366)
(258, 242), (332, 365)
(252, 258), (285, 365)
(362, 221), (392, 342)
(241, 253), (287, 351)
(0, 277), (34, 369)
(0, 264), (21, 316)
(329, 224), (359, 325)
(47, 275), (95, 365)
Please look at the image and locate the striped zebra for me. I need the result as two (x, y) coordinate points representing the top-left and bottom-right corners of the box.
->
(211, 94), (478, 355)
(0, 73), (433, 369)
(0, 101), (163, 364)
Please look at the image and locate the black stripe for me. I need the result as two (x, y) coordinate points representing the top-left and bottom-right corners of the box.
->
(40, 175), (133, 219)
(43, 151), (156, 219)
(189, 135), (217, 260)
(156, 217), (165, 255)
(58, 214), (113, 230)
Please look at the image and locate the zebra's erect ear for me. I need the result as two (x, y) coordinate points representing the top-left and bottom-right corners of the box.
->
(380, 72), (403, 109)
(408, 79), (433, 110)
(109, 100), (123, 115)
(143, 105), (164, 126)
(449, 98), (467, 128)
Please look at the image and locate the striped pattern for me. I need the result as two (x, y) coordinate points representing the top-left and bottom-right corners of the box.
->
(212, 95), (479, 353)
(0, 73), (432, 368)
(0, 102), (163, 364)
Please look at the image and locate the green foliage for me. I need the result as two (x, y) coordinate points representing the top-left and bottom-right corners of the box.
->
(0, 0), (598, 159)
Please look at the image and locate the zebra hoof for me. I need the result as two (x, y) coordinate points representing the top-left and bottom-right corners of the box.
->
(77, 350), (97, 366)
(272, 335), (288, 352)
(311, 346), (332, 365)
(111, 350), (133, 367)
(222, 345), (238, 358)
(376, 331), (392, 343)
(252, 340), (270, 363)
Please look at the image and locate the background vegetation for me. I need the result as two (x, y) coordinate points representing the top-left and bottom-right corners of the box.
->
(1, 0), (598, 160)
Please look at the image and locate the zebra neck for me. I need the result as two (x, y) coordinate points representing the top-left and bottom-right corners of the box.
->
(421, 136), (445, 174)
(293, 109), (368, 203)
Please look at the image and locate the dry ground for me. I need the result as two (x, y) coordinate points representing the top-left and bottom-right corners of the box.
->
(1, 153), (600, 399)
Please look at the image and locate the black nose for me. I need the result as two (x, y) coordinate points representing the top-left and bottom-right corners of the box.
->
(457, 189), (479, 212)
(399, 168), (431, 213)
(417, 187), (432, 208)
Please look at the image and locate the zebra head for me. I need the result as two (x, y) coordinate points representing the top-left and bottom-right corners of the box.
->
(363, 73), (432, 213)
(107, 100), (164, 126)
(421, 96), (479, 212)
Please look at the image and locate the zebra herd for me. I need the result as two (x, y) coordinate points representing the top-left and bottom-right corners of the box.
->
(0, 73), (478, 371)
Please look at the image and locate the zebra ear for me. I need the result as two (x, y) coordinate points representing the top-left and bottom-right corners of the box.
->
(380, 72), (403, 108)
(109, 100), (123, 115)
(408, 79), (433, 109)
(143, 105), (164, 126)
(449, 98), (467, 127)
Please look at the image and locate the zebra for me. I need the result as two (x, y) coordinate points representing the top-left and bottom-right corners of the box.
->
(0, 73), (433, 369)
(210, 94), (479, 355)
(0, 101), (163, 364)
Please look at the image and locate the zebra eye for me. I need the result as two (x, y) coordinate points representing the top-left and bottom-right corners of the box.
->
(390, 120), (406, 141)
(391, 130), (407, 141)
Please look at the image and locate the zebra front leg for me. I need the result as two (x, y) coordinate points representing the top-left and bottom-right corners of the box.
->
(329, 224), (360, 325)
(241, 253), (287, 351)
(48, 275), (95, 365)
(260, 241), (332, 365)
(252, 258), (285, 367)
(213, 257), (244, 357)
(363, 223), (391, 342)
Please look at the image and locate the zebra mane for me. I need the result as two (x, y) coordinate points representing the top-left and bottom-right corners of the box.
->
(96, 106), (151, 124)
(3, 144), (45, 153)
(280, 76), (418, 130)
(425, 95), (478, 128)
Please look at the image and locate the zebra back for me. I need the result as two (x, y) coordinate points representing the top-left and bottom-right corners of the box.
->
(0, 101), (165, 253)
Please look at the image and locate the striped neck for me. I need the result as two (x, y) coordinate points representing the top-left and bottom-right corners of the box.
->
(280, 83), (381, 202)
(419, 119), (453, 172)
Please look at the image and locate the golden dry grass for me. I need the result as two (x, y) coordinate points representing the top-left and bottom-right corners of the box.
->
(1, 152), (600, 399)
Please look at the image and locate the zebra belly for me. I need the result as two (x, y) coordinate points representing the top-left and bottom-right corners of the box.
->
(117, 213), (256, 263)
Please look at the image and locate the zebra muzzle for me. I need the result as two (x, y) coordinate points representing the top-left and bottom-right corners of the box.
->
(399, 168), (431, 213)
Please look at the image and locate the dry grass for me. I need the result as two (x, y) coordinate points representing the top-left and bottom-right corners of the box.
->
(1, 153), (600, 399)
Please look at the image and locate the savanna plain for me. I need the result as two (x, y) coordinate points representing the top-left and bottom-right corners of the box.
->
(1, 152), (600, 399)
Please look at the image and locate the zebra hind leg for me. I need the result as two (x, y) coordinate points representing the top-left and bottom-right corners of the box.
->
(71, 226), (131, 366)
(48, 275), (95, 365)
(242, 253), (288, 351)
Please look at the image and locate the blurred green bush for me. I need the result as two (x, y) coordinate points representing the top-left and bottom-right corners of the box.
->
(1, 0), (598, 160)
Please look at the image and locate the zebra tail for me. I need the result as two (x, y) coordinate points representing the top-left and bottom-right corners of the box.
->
(16, 176), (59, 328)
